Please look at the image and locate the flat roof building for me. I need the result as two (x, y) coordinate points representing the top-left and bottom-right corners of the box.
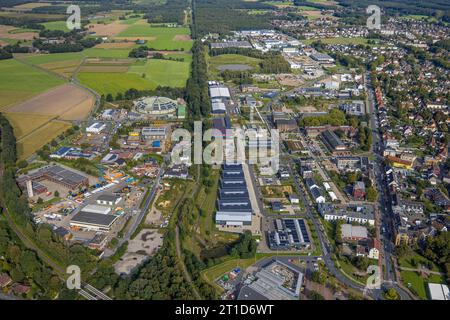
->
(70, 211), (119, 232)
(321, 130), (346, 152)
(238, 259), (303, 300)
(86, 122), (106, 134)
(341, 224), (368, 241)
(210, 41), (252, 49)
(82, 204), (111, 215)
(428, 283), (450, 300)
(209, 83), (231, 99)
(268, 218), (311, 250)
(96, 194), (122, 206)
(18, 165), (89, 191)
(211, 99), (227, 114)
(216, 163), (253, 227)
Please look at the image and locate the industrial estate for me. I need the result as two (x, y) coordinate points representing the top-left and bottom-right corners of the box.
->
(0, 0), (448, 305)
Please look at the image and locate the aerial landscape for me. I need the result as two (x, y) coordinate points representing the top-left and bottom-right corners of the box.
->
(0, 0), (449, 309)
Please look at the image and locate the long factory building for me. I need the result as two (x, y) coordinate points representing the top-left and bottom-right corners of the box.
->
(215, 163), (253, 227)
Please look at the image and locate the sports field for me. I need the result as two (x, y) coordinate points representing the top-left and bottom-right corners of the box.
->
(0, 59), (64, 110)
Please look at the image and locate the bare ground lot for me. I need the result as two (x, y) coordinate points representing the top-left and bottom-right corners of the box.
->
(86, 21), (129, 37)
(7, 83), (94, 120)
(173, 34), (191, 41)
(114, 228), (163, 275)
(0, 24), (38, 40)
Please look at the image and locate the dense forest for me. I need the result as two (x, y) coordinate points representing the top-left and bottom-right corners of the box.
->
(33, 29), (101, 53)
(0, 114), (65, 299)
(144, 0), (188, 25)
(210, 47), (291, 74)
(194, 0), (273, 37)
(0, 114), (97, 290)
(186, 40), (210, 121)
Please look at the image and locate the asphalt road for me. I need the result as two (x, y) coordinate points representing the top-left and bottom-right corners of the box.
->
(116, 166), (164, 249)
(364, 73), (413, 300)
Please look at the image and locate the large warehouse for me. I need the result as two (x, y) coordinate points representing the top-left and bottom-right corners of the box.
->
(17, 165), (89, 191)
(215, 163), (253, 227)
(70, 211), (119, 232)
(268, 218), (311, 250)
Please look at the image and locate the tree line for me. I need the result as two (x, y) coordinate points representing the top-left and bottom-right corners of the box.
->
(0, 114), (98, 291)
(186, 40), (210, 121)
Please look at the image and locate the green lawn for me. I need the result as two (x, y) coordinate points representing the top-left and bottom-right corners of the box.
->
(202, 257), (259, 284)
(41, 21), (70, 32)
(117, 25), (193, 50)
(398, 251), (442, 272)
(0, 59), (64, 110)
(400, 270), (446, 300)
(208, 54), (261, 70)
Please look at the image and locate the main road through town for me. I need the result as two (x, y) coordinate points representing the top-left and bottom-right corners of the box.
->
(254, 72), (414, 300)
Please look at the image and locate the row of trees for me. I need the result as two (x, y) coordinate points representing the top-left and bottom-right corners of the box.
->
(102, 86), (186, 103)
(0, 114), (97, 285)
(186, 41), (210, 120)
(299, 108), (348, 127)
(0, 220), (62, 299)
(194, 0), (272, 37)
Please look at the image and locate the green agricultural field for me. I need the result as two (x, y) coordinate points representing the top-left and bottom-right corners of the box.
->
(20, 52), (85, 65)
(129, 59), (190, 87)
(8, 27), (39, 34)
(296, 5), (320, 10)
(79, 57), (190, 96)
(120, 16), (144, 25)
(41, 21), (70, 32)
(77, 72), (151, 97)
(82, 48), (131, 59)
(117, 25), (193, 51)
(0, 59), (64, 110)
